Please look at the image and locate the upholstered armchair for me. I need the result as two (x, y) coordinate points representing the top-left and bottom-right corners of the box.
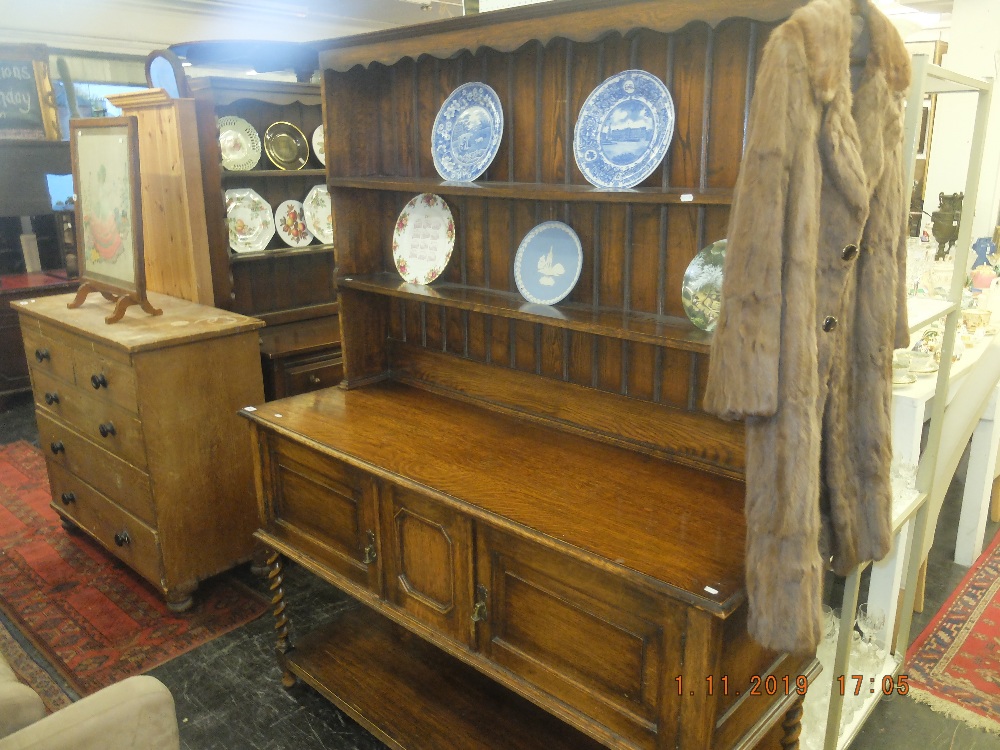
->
(0, 652), (179, 750)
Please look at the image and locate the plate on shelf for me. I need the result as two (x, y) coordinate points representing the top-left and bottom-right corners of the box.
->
(264, 121), (309, 170)
(892, 373), (917, 387)
(681, 239), (726, 332)
(217, 116), (261, 171)
(392, 193), (455, 285)
(303, 184), (334, 245)
(274, 199), (313, 247)
(312, 125), (326, 166)
(431, 82), (503, 182)
(225, 188), (274, 253)
(573, 69), (675, 189)
(514, 221), (583, 306)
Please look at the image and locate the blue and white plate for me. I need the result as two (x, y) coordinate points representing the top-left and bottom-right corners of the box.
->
(573, 70), (675, 189)
(432, 82), (503, 182)
(514, 221), (583, 306)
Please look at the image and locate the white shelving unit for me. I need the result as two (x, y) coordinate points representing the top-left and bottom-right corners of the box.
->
(807, 55), (993, 750)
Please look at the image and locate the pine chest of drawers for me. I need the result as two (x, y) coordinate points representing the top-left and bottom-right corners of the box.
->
(16, 292), (265, 611)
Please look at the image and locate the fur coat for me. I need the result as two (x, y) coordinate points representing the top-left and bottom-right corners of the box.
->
(703, 0), (911, 655)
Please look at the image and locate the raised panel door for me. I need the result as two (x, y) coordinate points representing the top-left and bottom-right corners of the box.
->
(267, 437), (381, 594)
(380, 484), (475, 648)
(476, 525), (686, 750)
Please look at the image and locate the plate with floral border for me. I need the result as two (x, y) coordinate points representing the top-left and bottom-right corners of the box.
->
(274, 199), (313, 247)
(225, 188), (274, 253)
(392, 193), (455, 285)
(218, 116), (261, 171)
(303, 184), (334, 245)
(514, 221), (583, 306)
(573, 69), (674, 189)
(431, 82), (503, 182)
(312, 125), (326, 167)
(681, 238), (726, 332)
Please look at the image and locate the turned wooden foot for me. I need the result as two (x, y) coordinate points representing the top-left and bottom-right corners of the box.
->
(60, 517), (80, 534)
(780, 696), (804, 749)
(281, 668), (297, 688)
(165, 583), (197, 613)
(250, 545), (270, 577)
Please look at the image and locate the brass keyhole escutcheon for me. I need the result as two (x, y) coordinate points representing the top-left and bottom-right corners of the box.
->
(362, 530), (377, 564)
(471, 584), (488, 623)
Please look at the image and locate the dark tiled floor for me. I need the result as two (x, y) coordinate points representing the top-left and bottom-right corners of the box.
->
(2, 394), (999, 749)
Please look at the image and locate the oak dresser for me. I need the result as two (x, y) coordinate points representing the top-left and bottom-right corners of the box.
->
(16, 291), (264, 611)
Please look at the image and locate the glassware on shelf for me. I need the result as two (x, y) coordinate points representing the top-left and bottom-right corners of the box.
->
(857, 603), (886, 675)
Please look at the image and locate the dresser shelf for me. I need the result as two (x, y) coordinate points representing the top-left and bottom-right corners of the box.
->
(340, 272), (712, 352)
(328, 176), (733, 205)
(223, 168), (327, 179)
(287, 605), (606, 750)
(230, 244), (335, 264)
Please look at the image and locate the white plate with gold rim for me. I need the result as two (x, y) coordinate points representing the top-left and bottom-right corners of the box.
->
(225, 188), (274, 252)
(303, 184), (334, 245)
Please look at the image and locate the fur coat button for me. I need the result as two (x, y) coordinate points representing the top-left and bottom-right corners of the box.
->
(842, 243), (859, 260)
(823, 315), (838, 332)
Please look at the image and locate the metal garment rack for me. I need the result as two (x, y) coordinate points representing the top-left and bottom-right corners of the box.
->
(813, 55), (994, 750)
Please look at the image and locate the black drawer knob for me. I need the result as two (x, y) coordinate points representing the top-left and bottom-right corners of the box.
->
(50, 441), (65, 455)
(114, 530), (131, 547)
(61, 492), (76, 505)
(35, 348), (50, 363)
(44, 392), (60, 405)
(98, 422), (116, 438)
(91, 373), (108, 389)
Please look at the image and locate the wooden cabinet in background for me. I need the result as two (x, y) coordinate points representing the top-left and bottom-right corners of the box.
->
(17, 292), (264, 611)
(187, 77), (341, 400)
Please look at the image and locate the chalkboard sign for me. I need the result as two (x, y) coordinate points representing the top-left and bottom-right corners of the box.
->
(0, 45), (60, 141)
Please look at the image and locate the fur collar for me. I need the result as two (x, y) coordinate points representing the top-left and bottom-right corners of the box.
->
(780, 0), (911, 104)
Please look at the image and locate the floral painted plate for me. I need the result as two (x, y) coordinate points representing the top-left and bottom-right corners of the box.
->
(218, 116), (261, 171)
(303, 184), (334, 245)
(274, 199), (313, 247)
(225, 189), (274, 253)
(431, 82), (503, 182)
(681, 239), (726, 332)
(392, 193), (455, 284)
(514, 221), (583, 306)
(312, 125), (326, 167)
(573, 69), (674, 189)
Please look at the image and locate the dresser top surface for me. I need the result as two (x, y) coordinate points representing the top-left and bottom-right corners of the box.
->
(245, 381), (748, 614)
(15, 291), (264, 352)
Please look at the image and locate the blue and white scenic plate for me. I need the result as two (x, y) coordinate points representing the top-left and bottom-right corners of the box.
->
(514, 221), (583, 306)
(573, 70), (675, 189)
(432, 82), (503, 182)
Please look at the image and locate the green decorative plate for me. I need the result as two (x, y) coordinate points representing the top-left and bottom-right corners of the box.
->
(681, 239), (726, 332)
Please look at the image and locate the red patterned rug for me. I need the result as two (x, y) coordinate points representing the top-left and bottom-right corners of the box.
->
(0, 440), (268, 696)
(905, 528), (1000, 735)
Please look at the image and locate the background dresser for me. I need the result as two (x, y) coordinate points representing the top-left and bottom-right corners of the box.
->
(17, 291), (264, 611)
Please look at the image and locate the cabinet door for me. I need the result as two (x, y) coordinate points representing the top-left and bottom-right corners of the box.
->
(476, 526), (685, 750)
(266, 437), (381, 594)
(380, 485), (475, 649)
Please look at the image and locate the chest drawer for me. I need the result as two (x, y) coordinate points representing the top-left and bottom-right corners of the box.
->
(47, 461), (162, 586)
(265, 437), (381, 594)
(281, 352), (344, 397)
(37, 411), (156, 526)
(476, 526), (685, 750)
(21, 327), (76, 385)
(32, 369), (147, 469)
(68, 341), (138, 414)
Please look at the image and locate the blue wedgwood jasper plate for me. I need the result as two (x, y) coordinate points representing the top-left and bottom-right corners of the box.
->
(573, 69), (675, 189)
(432, 82), (504, 182)
(514, 221), (583, 306)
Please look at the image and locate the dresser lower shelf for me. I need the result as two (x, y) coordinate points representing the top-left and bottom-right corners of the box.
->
(282, 604), (605, 750)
